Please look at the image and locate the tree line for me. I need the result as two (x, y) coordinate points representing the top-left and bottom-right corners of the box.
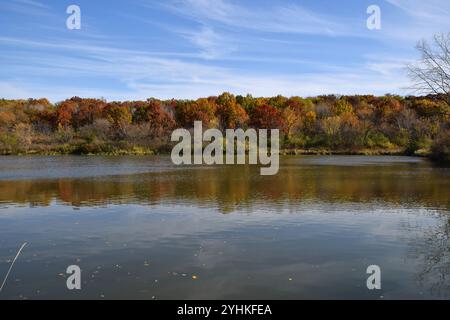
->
(0, 93), (449, 161)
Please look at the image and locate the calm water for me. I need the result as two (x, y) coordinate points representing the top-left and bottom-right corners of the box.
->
(0, 156), (448, 300)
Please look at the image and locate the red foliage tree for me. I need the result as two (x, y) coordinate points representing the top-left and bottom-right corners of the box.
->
(74, 99), (106, 128)
(55, 100), (77, 128)
(249, 104), (285, 130)
(132, 99), (175, 136)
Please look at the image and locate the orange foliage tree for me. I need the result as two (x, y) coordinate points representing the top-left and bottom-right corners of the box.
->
(215, 92), (248, 129)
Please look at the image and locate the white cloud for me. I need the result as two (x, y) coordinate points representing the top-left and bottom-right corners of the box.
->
(180, 26), (236, 59)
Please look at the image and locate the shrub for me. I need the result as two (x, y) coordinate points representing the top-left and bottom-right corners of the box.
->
(54, 125), (74, 144)
(78, 119), (110, 142)
(431, 130), (450, 162)
(366, 132), (394, 149)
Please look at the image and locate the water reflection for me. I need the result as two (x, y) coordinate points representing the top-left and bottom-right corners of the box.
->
(0, 156), (449, 212)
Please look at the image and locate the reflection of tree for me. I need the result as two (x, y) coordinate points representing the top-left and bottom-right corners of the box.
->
(414, 216), (450, 296)
(0, 161), (449, 214)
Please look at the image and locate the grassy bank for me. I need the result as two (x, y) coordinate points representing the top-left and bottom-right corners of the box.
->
(0, 144), (430, 158)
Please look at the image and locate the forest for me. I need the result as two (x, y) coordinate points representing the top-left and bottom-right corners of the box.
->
(0, 92), (449, 161)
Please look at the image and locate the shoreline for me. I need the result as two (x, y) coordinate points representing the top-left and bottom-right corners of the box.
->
(1, 144), (448, 163)
(0, 147), (431, 158)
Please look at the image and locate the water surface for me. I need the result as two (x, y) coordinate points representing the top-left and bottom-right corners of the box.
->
(0, 156), (448, 299)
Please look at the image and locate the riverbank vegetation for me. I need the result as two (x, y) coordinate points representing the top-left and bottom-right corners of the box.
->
(0, 93), (449, 161)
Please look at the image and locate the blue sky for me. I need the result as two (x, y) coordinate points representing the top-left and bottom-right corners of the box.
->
(1, 0), (449, 102)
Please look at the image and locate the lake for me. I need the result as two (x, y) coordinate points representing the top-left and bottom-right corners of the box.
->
(0, 155), (448, 299)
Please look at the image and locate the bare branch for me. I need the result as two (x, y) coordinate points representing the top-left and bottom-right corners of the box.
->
(407, 33), (450, 102)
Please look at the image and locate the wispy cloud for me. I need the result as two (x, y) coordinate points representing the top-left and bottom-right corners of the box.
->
(0, 35), (409, 101)
(383, 0), (450, 41)
(139, 0), (368, 63)
(13, 0), (50, 9)
(0, 0), (52, 16)
(180, 26), (236, 59)
(0, 0), (438, 101)
(385, 0), (450, 22)
(160, 0), (352, 36)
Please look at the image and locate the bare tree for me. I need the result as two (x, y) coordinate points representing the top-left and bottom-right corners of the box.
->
(407, 33), (450, 102)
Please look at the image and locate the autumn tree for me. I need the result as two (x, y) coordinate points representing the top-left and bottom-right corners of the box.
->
(0, 110), (16, 129)
(320, 116), (341, 147)
(236, 94), (257, 114)
(278, 97), (306, 139)
(268, 95), (288, 109)
(282, 107), (301, 139)
(373, 96), (402, 125)
(73, 99), (106, 128)
(355, 101), (375, 146)
(215, 92), (248, 129)
(411, 98), (450, 118)
(332, 99), (353, 116)
(104, 102), (132, 139)
(302, 110), (317, 136)
(175, 98), (216, 128)
(132, 99), (176, 137)
(55, 100), (76, 128)
(339, 112), (363, 148)
(249, 104), (285, 130)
